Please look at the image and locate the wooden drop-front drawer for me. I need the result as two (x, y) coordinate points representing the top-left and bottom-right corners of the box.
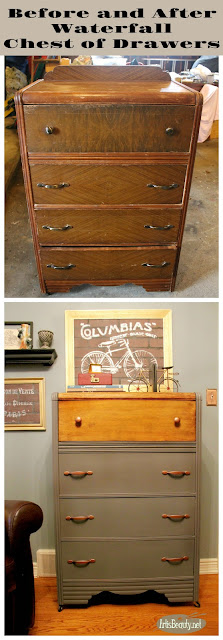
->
(58, 396), (196, 441)
(59, 451), (196, 495)
(30, 164), (187, 206)
(41, 247), (177, 282)
(36, 208), (181, 246)
(61, 539), (195, 580)
(24, 104), (195, 153)
(59, 496), (195, 538)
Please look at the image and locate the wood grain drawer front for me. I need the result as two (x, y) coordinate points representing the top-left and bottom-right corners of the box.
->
(58, 398), (195, 441)
(60, 496), (195, 538)
(61, 539), (194, 580)
(36, 208), (180, 245)
(30, 164), (186, 206)
(24, 104), (195, 153)
(41, 247), (176, 282)
(59, 451), (196, 495)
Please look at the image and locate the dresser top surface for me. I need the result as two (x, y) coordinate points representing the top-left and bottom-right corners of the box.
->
(57, 392), (196, 401)
(18, 65), (201, 105)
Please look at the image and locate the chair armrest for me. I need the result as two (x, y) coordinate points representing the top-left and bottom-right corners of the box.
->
(5, 500), (43, 555)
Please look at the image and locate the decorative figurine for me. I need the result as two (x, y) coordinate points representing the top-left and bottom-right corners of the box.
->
(128, 362), (157, 392)
(18, 324), (32, 350)
(157, 366), (180, 392)
(38, 330), (54, 349)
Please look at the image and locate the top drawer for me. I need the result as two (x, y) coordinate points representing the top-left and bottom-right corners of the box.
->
(58, 396), (196, 442)
(24, 104), (195, 154)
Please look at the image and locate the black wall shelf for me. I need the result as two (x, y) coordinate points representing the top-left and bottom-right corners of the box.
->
(5, 349), (58, 366)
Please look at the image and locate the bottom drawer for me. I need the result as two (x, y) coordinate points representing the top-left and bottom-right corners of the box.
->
(61, 539), (194, 580)
(41, 247), (177, 282)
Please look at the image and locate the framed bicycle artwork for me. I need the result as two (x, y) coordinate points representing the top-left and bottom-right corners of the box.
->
(65, 309), (173, 391)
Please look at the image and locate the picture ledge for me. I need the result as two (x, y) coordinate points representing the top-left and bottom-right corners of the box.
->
(5, 348), (58, 366)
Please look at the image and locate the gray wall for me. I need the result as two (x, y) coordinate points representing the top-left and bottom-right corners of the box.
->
(5, 301), (218, 561)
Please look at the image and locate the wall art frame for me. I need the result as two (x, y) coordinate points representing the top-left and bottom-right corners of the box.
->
(4, 377), (45, 431)
(65, 309), (172, 390)
(4, 321), (33, 350)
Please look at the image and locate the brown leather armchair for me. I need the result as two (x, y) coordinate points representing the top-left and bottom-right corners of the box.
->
(5, 500), (43, 635)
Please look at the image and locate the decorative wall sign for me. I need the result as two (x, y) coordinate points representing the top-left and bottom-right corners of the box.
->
(4, 322), (33, 350)
(65, 310), (172, 390)
(4, 378), (45, 430)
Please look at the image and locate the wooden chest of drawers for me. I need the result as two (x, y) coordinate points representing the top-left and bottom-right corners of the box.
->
(52, 392), (201, 608)
(16, 65), (202, 294)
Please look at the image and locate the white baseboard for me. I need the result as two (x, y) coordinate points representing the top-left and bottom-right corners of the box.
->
(199, 557), (218, 574)
(36, 549), (56, 577)
(34, 550), (218, 578)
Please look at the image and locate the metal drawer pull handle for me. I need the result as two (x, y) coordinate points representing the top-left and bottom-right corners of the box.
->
(162, 514), (190, 520)
(64, 471), (93, 477)
(162, 470), (190, 477)
(142, 261), (170, 269)
(144, 224), (174, 230)
(165, 127), (175, 136)
(45, 126), (54, 135)
(47, 263), (76, 270)
(66, 515), (94, 522)
(174, 417), (181, 426)
(147, 183), (179, 190)
(42, 224), (73, 231)
(67, 559), (96, 566)
(162, 556), (189, 563)
(37, 182), (70, 189)
(75, 416), (82, 427)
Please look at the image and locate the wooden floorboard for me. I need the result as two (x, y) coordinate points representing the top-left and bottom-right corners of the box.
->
(29, 574), (218, 636)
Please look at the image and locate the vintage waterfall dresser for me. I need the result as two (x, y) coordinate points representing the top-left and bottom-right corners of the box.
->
(15, 65), (202, 294)
(52, 392), (201, 608)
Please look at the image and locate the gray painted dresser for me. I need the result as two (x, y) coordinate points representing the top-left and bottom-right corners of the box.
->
(52, 392), (201, 608)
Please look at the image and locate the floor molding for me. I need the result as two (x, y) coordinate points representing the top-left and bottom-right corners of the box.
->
(34, 550), (218, 578)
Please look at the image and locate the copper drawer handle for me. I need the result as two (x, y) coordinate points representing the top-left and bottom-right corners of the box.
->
(42, 224), (73, 231)
(162, 514), (190, 520)
(67, 559), (96, 566)
(47, 263), (76, 270)
(66, 515), (94, 522)
(75, 416), (82, 427)
(162, 470), (190, 477)
(64, 471), (93, 477)
(45, 126), (54, 134)
(162, 556), (189, 563)
(142, 261), (170, 269)
(37, 182), (70, 189)
(144, 224), (174, 230)
(174, 417), (181, 426)
(147, 183), (179, 190)
(165, 127), (175, 136)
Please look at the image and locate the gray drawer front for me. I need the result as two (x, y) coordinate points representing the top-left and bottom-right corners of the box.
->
(59, 451), (196, 496)
(60, 496), (195, 538)
(61, 539), (194, 580)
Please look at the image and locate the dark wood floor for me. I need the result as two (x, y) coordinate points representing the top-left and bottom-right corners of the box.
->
(29, 574), (218, 635)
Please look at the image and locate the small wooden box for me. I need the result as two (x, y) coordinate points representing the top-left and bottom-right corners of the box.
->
(77, 373), (112, 385)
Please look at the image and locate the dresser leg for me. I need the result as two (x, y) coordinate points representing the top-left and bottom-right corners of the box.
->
(193, 601), (200, 608)
(58, 605), (63, 612)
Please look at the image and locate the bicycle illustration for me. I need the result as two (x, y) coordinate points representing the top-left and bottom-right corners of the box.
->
(80, 335), (158, 380)
(157, 366), (180, 392)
